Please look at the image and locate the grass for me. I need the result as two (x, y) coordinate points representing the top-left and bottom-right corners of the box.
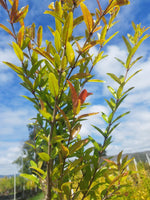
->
(27, 192), (44, 200)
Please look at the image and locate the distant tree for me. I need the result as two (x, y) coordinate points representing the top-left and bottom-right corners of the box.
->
(13, 124), (41, 174)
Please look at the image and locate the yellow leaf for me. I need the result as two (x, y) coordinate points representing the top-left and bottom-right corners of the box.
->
(14, 5), (29, 23)
(0, 23), (14, 38)
(12, 42), (24, 62)
(66, 42), (75, 64)
(105, 0), (130, 14)
(80, 2), (93, 33)
(62, 12), (73, 45)
(54, 30), (61, 53)
(48, 73), (59, 97)
(61, 144), (69, 158)
(17, 25), (24, 48)
(37, 26), (43, 47)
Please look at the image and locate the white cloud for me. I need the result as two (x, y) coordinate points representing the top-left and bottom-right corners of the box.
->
(79, 105), (109, 138)
(0, 141), (23, 175)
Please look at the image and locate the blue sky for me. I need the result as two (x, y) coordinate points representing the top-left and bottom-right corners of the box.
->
(0, 0), (150, 175)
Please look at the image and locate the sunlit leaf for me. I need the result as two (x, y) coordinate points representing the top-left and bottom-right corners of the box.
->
(17, 25), (24, 48)
(122, 35), (132, 53)
(69, 139), (88, 154)
(107, 73), (121, 84)
(37, 26), (43, 47)
(61, 144), (69, 158)
(101, 112), (108, 123)
(38, 152), (50, 162)
(62, 12), (73, 45)
(70, 73), (90, 80)
(0, 23), (14, 38)
(54, 30), (61, 53)
(80, 2), (93, 33)
(112, 111), (130, 124)
(125, 69), (142, 83)
(66, 41), (75, 64)
(34, 48), (54, 65)
(44, 10), (64, 23)
(3, 61), (23, 74)
(12, 42), (24, 61)
(48, 72), (59, 97)
(20, 174), (39, 183)
(30, 166), (45, 175)
(71, 123), (81, 139)
(92, 125), (106, 137)
(14, 5), (29, 23)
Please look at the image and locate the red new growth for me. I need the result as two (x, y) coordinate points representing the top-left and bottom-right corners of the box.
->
(78, 89), (93, 105)
(67, 80), (92, 115)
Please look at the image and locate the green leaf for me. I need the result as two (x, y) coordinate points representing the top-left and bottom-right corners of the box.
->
(101, 112), (108, 123)
(129, 56), (143, 69)
(70, 72), (90, 80)
(48, 72), (59, 97)
(34, 48), (54, 65)
(126, 34), (150, 68)
(105, 99), (114, 111)
(54, 30), (61, 53)
(115, 57), (126, 68)
(109, 123), (120, 135)
(100, 25), (107, 41)
(54, 53), (61, 68)
(25, 142), (35, 149)
(3, 61), (23, 74)
(88, 136), (101, 151)
(30, 160), (37, 168)
(30, 166), (45, 175)
(107, 86), (117, 98)
(57, 106), (71, 132)
(88, 79), (105, 83)
(122, 36), (132, 53)
(20, 174), (39, 183)
(125, 69), (142, 83)
(39, 109), (52, 121)
(93, 51), (106, 66)
(38, 152), (50, 162)
(62, 12), (73, 45)
(92, 125), (106, 137)
(117, 84), (124, 99)
(61, 182), (71, 196)
(107, 73), (121, 84)
(104, 31), (119, 45)
(112, 111), (130, 124)
(66, 41), (75, 64)
(44, 10), (64, 23)
(69, 139), (88, 155)
(12, 42), (24, 62)
(67, 157), (83, 172)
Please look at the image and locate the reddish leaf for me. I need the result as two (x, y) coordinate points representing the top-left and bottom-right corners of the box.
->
(67, 80), (78, 107)
(78, 89), (92, 105)
(10, 0), (18, 23)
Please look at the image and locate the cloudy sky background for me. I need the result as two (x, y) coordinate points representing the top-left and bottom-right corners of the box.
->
(0, 0), (150, 175)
